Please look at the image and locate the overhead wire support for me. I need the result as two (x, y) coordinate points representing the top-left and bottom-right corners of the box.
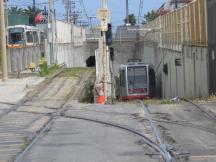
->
(126, 0), (129, 25)
(48, 0), (57, 64)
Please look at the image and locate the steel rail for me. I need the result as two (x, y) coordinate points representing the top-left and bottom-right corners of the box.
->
(139, 101), (176, 162)
(63, 114), (175, 162)
(14, 117), (54, 162)
(181, 98), (216, 120)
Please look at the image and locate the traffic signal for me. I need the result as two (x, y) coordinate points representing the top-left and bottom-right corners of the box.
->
(110, 47), (114, 61)
(106, 23), (112, 46)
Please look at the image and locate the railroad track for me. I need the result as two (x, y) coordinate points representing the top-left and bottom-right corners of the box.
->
(13, 68), (95, 162)
(14, 99), (176, 162)
(181, 98), (216, 120)
(14, 96), (216, 162)
(152, 118), (216, 135)
(145, 98), (216, 162)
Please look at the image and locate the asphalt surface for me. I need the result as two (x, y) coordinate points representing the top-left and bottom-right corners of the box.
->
(0, 76), (78, 162)
(1, 71), (216, 162)
(19, 102), (160, 162)
(149, 103), (216, 162)
(18, 101), (216, 162)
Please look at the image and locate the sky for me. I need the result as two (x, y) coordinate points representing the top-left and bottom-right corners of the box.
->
(8, 0), (166, 26)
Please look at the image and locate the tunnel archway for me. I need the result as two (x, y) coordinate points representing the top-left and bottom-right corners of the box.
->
(86, 56), (96, 67)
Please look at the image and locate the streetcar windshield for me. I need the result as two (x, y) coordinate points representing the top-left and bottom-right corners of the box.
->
(127, 66), (147, 89)
(8, 28), (24, 45)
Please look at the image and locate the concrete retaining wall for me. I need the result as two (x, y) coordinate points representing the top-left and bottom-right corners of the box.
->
(55, 43), (87, 68)
(141, 43), (209, 98)
(84, 41), (138, 75)
(7, 47), (41, 73)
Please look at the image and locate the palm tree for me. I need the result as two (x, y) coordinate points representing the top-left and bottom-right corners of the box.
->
(8, 7), (24, 15)
(124, 14), (136, 26)
(23, 6), (43, 25)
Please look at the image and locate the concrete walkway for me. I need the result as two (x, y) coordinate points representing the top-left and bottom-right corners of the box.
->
(0, 77), (45, 104)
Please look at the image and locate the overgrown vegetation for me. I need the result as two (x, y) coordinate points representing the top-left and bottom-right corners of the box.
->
(79, 80), (95, 103)
(58, 67), (90, 78)
(142, 10), (159, 24)
(142, 98), (181, 105)
(160, 99), (177, 105)
(39, 58), (60, 77)
(58, 67), (96, 103)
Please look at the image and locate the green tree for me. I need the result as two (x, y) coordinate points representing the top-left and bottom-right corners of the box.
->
(8, 7), (24, 15)
(143, 10), (159, 24)
(124, 14), (136, 26)
(23, 6), (43, 25)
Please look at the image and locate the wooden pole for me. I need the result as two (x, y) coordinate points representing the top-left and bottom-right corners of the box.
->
(0, 0), (8, 81)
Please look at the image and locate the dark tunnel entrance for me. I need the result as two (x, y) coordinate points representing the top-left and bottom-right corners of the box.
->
(86, 56), (96, 67)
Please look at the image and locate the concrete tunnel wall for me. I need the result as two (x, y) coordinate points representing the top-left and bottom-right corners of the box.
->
(80, 39), (209, 99)
(141, 43), (209, 99)
(84, 41), (137, 75)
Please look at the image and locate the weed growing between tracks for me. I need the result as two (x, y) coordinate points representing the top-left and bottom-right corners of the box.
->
(58, 67), (96, 103)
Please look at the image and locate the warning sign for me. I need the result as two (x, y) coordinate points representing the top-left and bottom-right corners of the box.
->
(97, 8), (110, 20)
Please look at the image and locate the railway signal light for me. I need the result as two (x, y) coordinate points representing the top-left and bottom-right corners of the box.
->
(106, 23), (112, 46)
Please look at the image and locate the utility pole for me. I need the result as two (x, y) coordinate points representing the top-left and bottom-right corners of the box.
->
(48, 0), (56, 64)
(101, 0), (112, 103)
(0, 0), (8, 81)
(33, 0), (36, 25)
(175, 0), (178, 9)
(126, 0), (129, 25)
(63, 0), (73, 23)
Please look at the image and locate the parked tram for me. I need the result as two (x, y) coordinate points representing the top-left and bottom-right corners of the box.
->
(7, 25), (45, 48)
(118, 61), (156, 100)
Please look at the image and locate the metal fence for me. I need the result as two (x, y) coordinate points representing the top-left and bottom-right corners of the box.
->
(85, 26), (139, 41)
(142, 0), (208, 51)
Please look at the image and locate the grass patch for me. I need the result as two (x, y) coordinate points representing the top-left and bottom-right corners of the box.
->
(160, 99), (177, 104)
(39, 60), (60, 77)
(59, 67), (95, 78)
